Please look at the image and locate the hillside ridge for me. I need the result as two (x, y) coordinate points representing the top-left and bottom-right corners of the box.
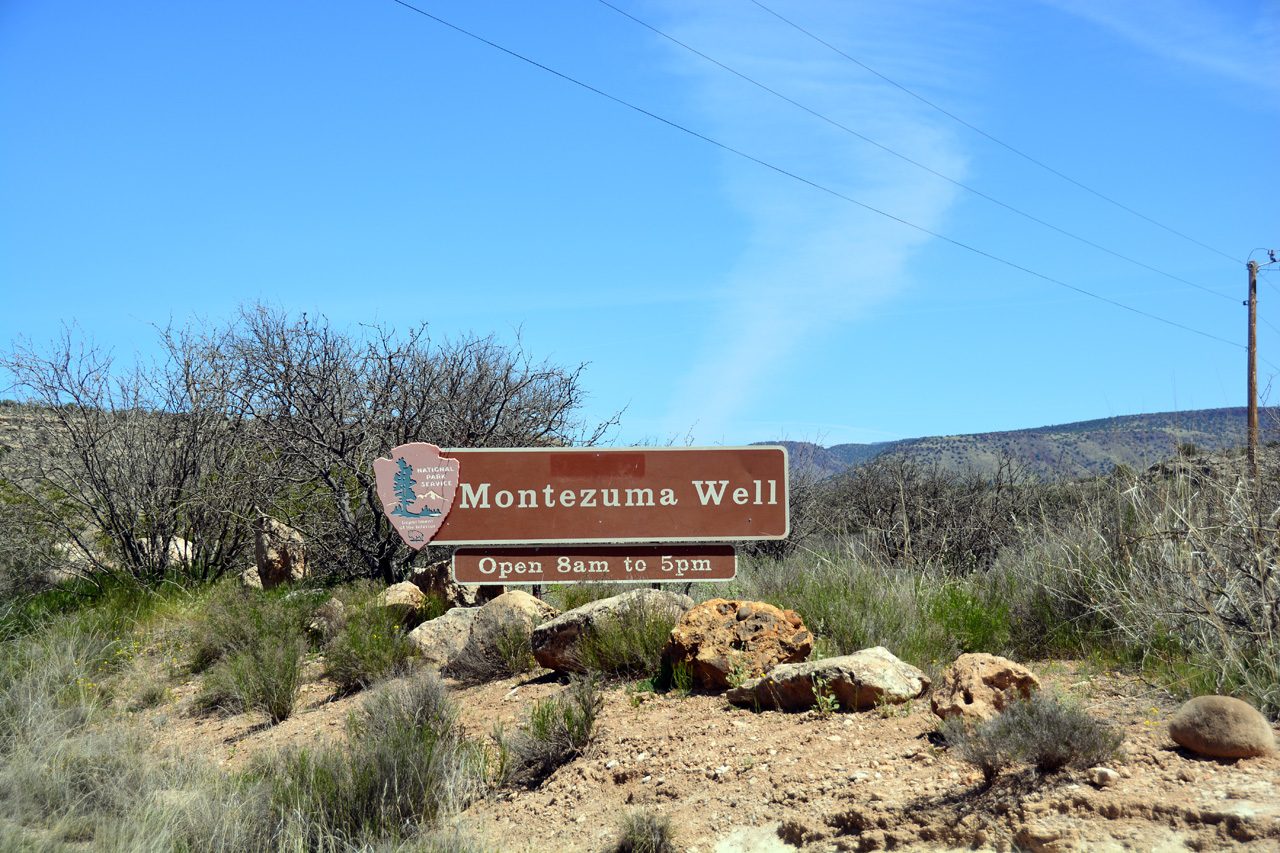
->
(771, 406), (1280, 478)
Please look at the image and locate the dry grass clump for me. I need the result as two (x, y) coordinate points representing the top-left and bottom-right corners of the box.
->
(610, 809), (677, 853)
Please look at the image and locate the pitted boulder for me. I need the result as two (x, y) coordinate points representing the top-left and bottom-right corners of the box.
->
(254, 516), (308, 590)
(531, 588), (695, 673)
(1168, 695), (1276, 759)
(931, 653), (1039, 721)
(662, 598), (813, 691)
(408, 607), (481, 670)
(727, 646), (929, 711)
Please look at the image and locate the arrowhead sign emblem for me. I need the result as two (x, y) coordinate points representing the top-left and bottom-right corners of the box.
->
(373, 443), (461, 550)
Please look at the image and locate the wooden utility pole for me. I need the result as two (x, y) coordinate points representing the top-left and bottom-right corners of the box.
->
(1248, 259), (1259, 482)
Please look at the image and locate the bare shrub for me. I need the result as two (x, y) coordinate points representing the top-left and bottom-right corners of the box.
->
(191, 304), (616, 583)
(822, 453), (1062, 571)
(0, 325), (260, 586)
(742, 441), (827, 561)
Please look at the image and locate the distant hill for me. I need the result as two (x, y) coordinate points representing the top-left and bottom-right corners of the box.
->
(769, 407), (1280, 479)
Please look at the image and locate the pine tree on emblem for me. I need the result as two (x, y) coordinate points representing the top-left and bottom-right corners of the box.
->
(392, 457), (417, 516)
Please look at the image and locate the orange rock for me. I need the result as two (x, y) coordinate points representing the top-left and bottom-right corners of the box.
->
(661, 598), (812, 691)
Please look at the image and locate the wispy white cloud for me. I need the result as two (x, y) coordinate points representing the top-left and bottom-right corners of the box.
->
(647, 0), (977, 439)
(1041, 0), (1280, 99)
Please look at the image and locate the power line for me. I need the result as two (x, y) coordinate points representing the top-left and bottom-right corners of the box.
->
(745, 0), (1242, 265)
(387, 0), (1249, 357)
(595, 0), (1235, 303)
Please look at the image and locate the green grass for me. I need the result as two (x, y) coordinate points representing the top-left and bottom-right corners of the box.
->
(322, 601), (418, 695)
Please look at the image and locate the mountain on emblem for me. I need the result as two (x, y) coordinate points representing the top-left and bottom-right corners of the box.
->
(372, 443), (460, 550)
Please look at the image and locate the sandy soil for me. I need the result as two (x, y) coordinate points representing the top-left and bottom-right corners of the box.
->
(134, 656), (1280, 853)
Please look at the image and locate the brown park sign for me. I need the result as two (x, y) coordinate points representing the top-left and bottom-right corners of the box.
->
(453, 545), (736, 584)
(374, 444), (788, 547)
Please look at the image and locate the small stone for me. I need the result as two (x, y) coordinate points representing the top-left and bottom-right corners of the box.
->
(637, 752), (650, 761)
(1088, 767), (1120, 788)
(1178, 767), (1199, 783)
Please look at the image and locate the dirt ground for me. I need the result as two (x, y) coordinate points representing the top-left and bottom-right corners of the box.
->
(136, 658), (1280, 853)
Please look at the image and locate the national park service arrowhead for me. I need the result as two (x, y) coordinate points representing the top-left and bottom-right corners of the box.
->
(373, 443), (460, 550)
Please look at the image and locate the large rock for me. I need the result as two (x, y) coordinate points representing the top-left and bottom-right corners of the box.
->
(531, 588), (695, 673)
(411, 562), (504, 609)
(376, 581), (427, 625)
(254, 516), (308, 590)
(408, 607), (482, 670)
(931, 653), (1039, 721)
(726, 646), (929, 712)
(307, 596), (346, 645)
(662, 599), (813, 691)
(1168, 695), (1276, 759)
(444, 591), (560, 678)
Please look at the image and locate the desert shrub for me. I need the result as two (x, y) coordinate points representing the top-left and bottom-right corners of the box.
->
(494, 621), (537, 676)
(190, 587), (311, 722)
(732, 549), (956, 665)
(198, 622), (306, 723)
(323, 601), (418, 695)
(261, 673), (488, 845)
(187, 583), (314, 673)
(574, 599), (682, 677)
(936, 716), (1016, 783)
(610, 810), (677, 853)
(549, 582), (625, 612)
(924, 582), (1010, 655)
(940, 692), (1124, 780)
(498, 675), (602, 787)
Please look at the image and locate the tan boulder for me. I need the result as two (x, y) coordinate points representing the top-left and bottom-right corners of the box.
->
(931, 653), (1039, 721)
(409, 607), (482, 670)
(727, 646), (929, 711)
(376, 581), (426, 626)
(410, 562), (504, 609)
(1168, 695), (1276, 759)
(532, 588), (695, 673)
(662, 598), (813, 691)
(254, 516), (308, 590)
(444, 591), (560, 680)
(239, 564), (264, 589)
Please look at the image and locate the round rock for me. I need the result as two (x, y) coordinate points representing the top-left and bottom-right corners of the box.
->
(1168, 695), (1276, 759)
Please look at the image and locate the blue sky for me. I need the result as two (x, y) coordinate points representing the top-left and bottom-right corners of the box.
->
(2, 0), (1278, 447)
